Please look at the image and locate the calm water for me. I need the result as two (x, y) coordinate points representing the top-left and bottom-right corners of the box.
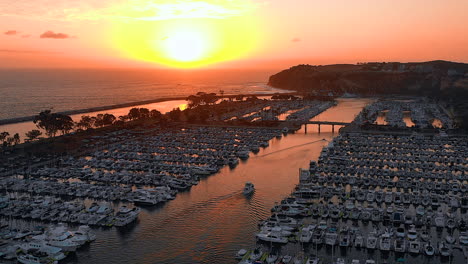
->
(51, 98), (371, 264)
(0, 69), (285, 120)
(0, 69), (292, 139)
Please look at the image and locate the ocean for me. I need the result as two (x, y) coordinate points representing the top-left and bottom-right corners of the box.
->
(0, 68), (285, 121)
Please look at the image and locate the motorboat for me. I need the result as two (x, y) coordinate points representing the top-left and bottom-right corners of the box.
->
(408, 240), (421, 254)
(113, 206), (140, 227)
(423, 243), (435, 256)
(438, 242), (452, 257)
(394, 238), (406, 253)
(354, 233), (364, 248)
(379, 233), (391, 251)
(366, 232), (377, 249)
(256, 227), (288, 244)
(243, 182), (255, 195)
(19, 240), (66, 261)
(235, 249), (248, 260)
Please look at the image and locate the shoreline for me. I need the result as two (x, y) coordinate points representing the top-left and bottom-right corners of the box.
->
(0, 92), (297, 126)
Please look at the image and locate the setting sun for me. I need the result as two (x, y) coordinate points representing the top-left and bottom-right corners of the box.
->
(110, 16), (260, 68)
(163, 30), (208, 62)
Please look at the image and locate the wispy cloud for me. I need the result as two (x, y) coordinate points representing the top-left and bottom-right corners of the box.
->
(4, 30), (18, 36)
(40, 31), (70, 39)
(0, 0), (257, 21)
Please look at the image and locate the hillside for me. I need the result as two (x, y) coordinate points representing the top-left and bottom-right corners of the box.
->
(268, 60), (468, 97)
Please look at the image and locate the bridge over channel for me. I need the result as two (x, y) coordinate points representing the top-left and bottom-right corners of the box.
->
(282, 121), (351, 133)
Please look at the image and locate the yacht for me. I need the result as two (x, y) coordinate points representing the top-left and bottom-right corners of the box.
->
(243, 182), (255, 195)
(256, 227), (288, 244)
(114, 206), (140, 227)
(19, 240), (66, 261)
(17, 250), (58, 264)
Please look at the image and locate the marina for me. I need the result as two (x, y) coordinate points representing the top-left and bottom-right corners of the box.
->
(0, 97), (466, 263)
(0, 98), (359, 263)
(238, 99), (467, 264)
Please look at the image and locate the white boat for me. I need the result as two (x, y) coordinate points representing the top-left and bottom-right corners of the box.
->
(379, 233), (391, 251)
(394, 238), (406, 253)
(46, 233), (80, 252)
(249, 248), (263, 261)
(266, 252), (278, 263)
(235, 249), (248, 260)
(408, 240), (421, 254)
(299, 226), (313, 243)
(407, 225), (418, 240)
(281, 255), (293, 263)
(325, 231), (337, 246)
(71, 225), (96, 244)
(243, 182), (255, 195)
(113, 206), (140, 227)
(366, 233), (377, 249)
(459, 232), (468, 246)
(19, 241), (66, 261)
(307, 257), (320, 264)
(256, 227), (288, 244)
(17, 250), (58, 264)
(424, 243), (435, 256)
(354, 233), (364, 248)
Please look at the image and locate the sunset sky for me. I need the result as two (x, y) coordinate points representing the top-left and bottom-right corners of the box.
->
(1, 0), (467, 69)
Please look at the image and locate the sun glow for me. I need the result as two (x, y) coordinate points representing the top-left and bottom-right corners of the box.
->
(162, 28), (210, 62)
(110, 6), (261, 68)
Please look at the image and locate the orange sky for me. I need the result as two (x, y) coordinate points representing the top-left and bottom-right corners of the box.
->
(1, 0), (467, 69)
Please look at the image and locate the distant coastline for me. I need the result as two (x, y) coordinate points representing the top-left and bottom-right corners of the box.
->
(0, 92), (296, 126)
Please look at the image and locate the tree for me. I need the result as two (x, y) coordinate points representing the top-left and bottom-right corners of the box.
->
(0, 131), (9, 144)
(77, 115), (94, 130)
(25, 130), (42, 142)
(139, 108), (150, 119)
(119, 115), (129, 122)
(150, 109), (162, 119)
(33, 110), (74, 137)
(187, 95), (201, 108)
(6, 137), (14, 146)
(128, 108), (141, 120)
(202, 93), (218, 105)
(102, 113), (116, 126)
(94, 114), (104, 127)
(13, 133), (20, 145)
(167, 108), (182, 121)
